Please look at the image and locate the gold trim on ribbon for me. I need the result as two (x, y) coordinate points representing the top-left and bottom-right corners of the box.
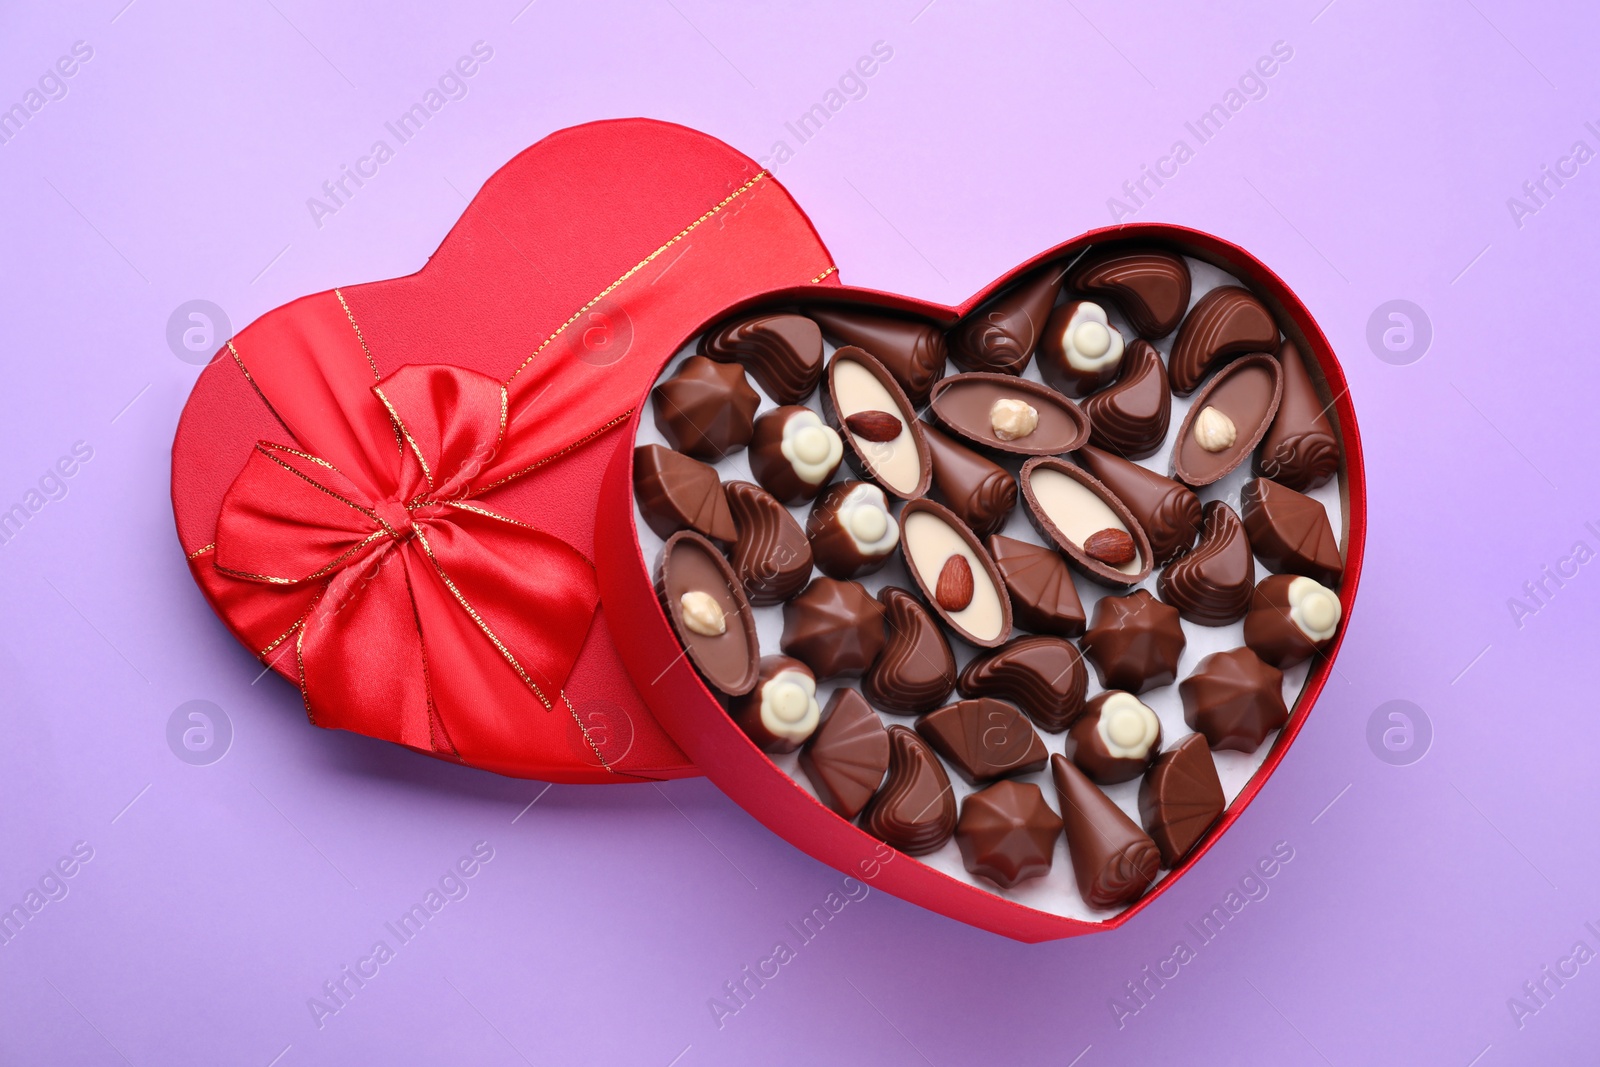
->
(810, 266), (838, 284)
(336, 288), (381, 380)
(186, 542), (215, 560)
(471, 410), (633, 496)
(226, 341), (296, 440)
(372, 384), (436, 491)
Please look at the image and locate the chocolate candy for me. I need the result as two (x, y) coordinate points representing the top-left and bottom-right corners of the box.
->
(1171, 353), (1283, 487)
(1255, 340), (1339, 491)
(725, 480), (813, 606)
(824, 347), (932, 500)
(1243, 574), (1341, 669)
(860, 725), (957, 856)
(1138, 733), (1224, 867)
(1240, 478), (1342, 586)
(928, 372), (1091, 456)
(806, 481), (900, 580)
(650, 354), (760, 459)
(655, 531), (760, 696)
(806, 306), (947, 407)
(1066, 248), (1192, 339)
(1074, 446), (1202, 566)
(1081, 339), (1171, 459)
(780, 577), (886, 680)
(698, 312), (824, 405)
(1179, 647), (1287, 752)
(954, 780), (1062, 889)
(1080, 590), (1186, 694)
(987, 535), (1085, 637)
(898, 498), (1012, 648)
(922, 423), (1016, 539)
(958, 635), (1087, 732)
(633, 444), (736, 547)
(1051, 754), (1160, 909)
(799, 688), (889, 819)
(916, 698), (1048, 785)
(948, 267), (1062, 375)
(1157, 501), (1255, 626)
(863, 587), (956, 716)
(748, 405), (844, 505)
(1067, 691), (1162, 784)
(1168, 285), (1279, 396)
(1020, 457), (1153, 587)
(1039, 300), (1126, 398)
(729, 655), (822, 753)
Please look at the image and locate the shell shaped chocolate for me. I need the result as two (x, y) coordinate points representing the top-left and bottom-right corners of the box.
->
(863, 587), (957, 715)
(947, 268), (1062, 375)
(1066, 248), (1192, 339)
(916, 698), (1048, 785)
(860, 725), (957, 856)
(725, 480), (813, 607)
(632, 444), (737, 547)
(1167, 285), (1280, 396)
(1138, 733), (1226, 867)
(958, 635), (1087, 733)
(1157, 501), (1255, 625)
(806, 306), (948, 407)
(799, 688), (890, 819)
(698, 312), (824, 405)
(987, 534), (1086, 638)
(1081, 339), (1171, 460)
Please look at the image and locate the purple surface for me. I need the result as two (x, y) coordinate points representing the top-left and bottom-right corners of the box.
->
(1, 0), (1595, 1063)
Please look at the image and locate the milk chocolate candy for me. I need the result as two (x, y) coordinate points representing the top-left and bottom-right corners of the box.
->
(632, 444), (737, 547)
(863, 587), (956, 716)
(806, 306), (947, 407)
(916, 698), (1048, 785)
(1180, 647), (1287, 753)
(860, 725), (957, 856)
(987, 535), (1085, 637)
(799, 688), (889, 819)
(1039, 300), (1126, 398)
(897, 498), (1012, 648)
(698, 312), (824, 405)
(1066, 248), (1192, 339)
(1168, 285), (1279, 396)
(1254, 340), (1340, 492)
(780, 577), (887, 680)
(1051, 754), (1160, 909)
(948, 268), (1062, 375)
(725, 480), (813, 606)
(1067, 691), (1162, 785)
(955, 780), (1062, 889)
(922, 423), (1017, 539)
(1240, 478), (1342, 586)
(928, 373), (1091, 456)
(1157, 501), (1255, 626)
(806, 480), (900, 580)
(958, 635), (1087, 733)
(1138, 733), (1225, 867)
(1074, 446), (1202, 566)
(1243, 574), (1341, 669)
(1171, 354), (1283, 487)
(823, 347), (932, 500)
(655, 531), (760, 696)
(1020, 457), (1153, 588)
(748, 405), (844, 505)
(650, 354), (760, 459)
(729, 656), (822, 753)
(1081, 339), (1171, 459)
(1080, 590), (1186, 695)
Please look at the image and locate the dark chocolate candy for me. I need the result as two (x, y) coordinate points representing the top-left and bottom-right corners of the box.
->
(863, 587), (956, 716)
(916, 698), (1048, 785)
(650, 354), (760, 459)
(1138, 733), (1225, 867)
(955, 780), (1062, 889)
(1243, 574), (1341, 669)
(824, 347), (932, 500)
(655, 531), (760, 696)
(800, 688), (890, 819)
(1157, 501), (1255, 626)
(897, 498), (1012, 648)
(806, 306), (947, 407)
(1066, 248), (1192, 339)
(1254, 340), (1340, 491)
(1020, 457), (1153, 588)
(1081, 339), (1171, 459)
(860, 725), (957, 856)
(780, 577), (887, 680)
(1171, 353), (1283, 488)
(1167, 285), (1279, 396)
(1039, 300), (1127, 398)
(698, 312), (824, 405)
(1051, 754), (1161, 909)
(729, 655), (822, 753)
(806, 480), (900, 580)
(1240, 477), (1342, 586)
(1074, 446), (1202, 566)
(1080, 590), (1186, 695)
(922, 423), (1017, 539)
(632, 444), (737, 547)
(1179, 647), (1287, 753)
(987, 535), (1085, 637)
(725, 480), (813, 606)
(928, 372), (1091, 456)
(748, 405), (844, 505)
(1067, 691), (1162, 785)
(947, 268), (1062, 375)
(958, 635), (1087, 733)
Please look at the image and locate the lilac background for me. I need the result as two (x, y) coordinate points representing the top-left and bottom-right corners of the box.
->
(1, 0), (1595, 1063)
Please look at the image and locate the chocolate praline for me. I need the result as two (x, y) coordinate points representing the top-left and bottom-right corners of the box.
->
(958, 635), (1087, 733)
(955, 780), (1063, 889)
(863, 587), (956, 716)
(1179, 647), (1287, 753)
(1239, 477), (1343, 586)
(1020, 457), (1154, 588)
(1080, 590), (1186, 695)
(860, 725), (957, 856)
(725, 480), (813, 606)
(698, 312), (824, 405)
(916, 698), (1048, 785)
(1254, 340), (1340, 491)
(928, 373), (1092, 456)
(1139, 734), (1225, 867)
(650, 354), (760, 459)
(823, 346), (933, 500)
(1067, 691), (1163, 785)
(806, 480), (900, 580)
(1066, 248), (1192, 339)
(1157, 501), (1255, 626)
(947, 268), (1062, 375)
(655, 531), (760, 696)
(1243, 574), (1342, 669)
(1170, 353), (1283, 488)
(799, 688), (889, 820)
(1039, 300), (1126, 398)
(1051, 754), (1160, 909)
(1081, 339), (1171, 459)
(1167, 285), (1279, 396)
(1073, 446), (1203, 567)
(780, 577), (887, 680)
(922, 423), (1017, 539)
(729, 655), (822, 753)
(897, 498), (1013, 648)
(748, 405), (845, 505)
(987, 535), (1085, 638)
(806, 306), (947, 407)
(632, 444), (736, 547)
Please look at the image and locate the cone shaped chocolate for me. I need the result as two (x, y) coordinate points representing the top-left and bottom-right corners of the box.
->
(799, 688), (889, 820)
(1138, 734), (1225, 867)
(1074, 446), (1202, 566)
(948, 268), (1062, 375)
(807, 307), (947, 406)
(1254, 340), (1340, 491)
(1051, 754), (1160, 909)
(923, 423), (1017, 538)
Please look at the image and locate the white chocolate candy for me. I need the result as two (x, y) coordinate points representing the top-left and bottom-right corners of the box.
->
(1287, 577), (1341, 641)
(679, 590), (727, 636)
(758, 669), (821, 744)
(1193, 406), (1237, 453)
(902, 511), (1005, 641)
(1060, 302), (1125, 374)
(1096, 692), (1160, 758)
(779, 409), (844, 486)
(1028, 468), (1143, 576)
(835, 482), (899, 557)
(989, 398), (1039, 441)
(833, 358), (921, 494)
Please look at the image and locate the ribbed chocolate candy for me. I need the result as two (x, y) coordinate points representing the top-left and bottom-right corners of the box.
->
(862, 587), (956, 716)
(860, 725), (957, 856)
(1157, 501), (1255, 626)
(1139, 734), (1225, 867)
(725, 480), (813, 607)
(958, 635), (1087, 732)
(1051, 754), (1160, 909)
(1081, 339), (1171, 460)
(1168, 285), (1279, 396)
(799, 688), (890, 819)
(698, 312), (824, 405)
(1066, 248), (1192, 339)
(947, 268), (1062, 375)
(916, 698), (1047, 785)
(988, 535), (1086, 638)
(632, 444), (736, 547)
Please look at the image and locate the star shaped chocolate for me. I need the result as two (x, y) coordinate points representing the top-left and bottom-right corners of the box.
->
(650, 354), (760, 460)
(1178, 647), (1287, 753)
(954, 780), (1062, 889)
(1080, 589), (1186, 694)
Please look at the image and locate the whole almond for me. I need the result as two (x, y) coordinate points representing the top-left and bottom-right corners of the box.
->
(935, 554), (975, 612)
(1082, 528), (1135, 566)
(845, 409), (903, 443)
